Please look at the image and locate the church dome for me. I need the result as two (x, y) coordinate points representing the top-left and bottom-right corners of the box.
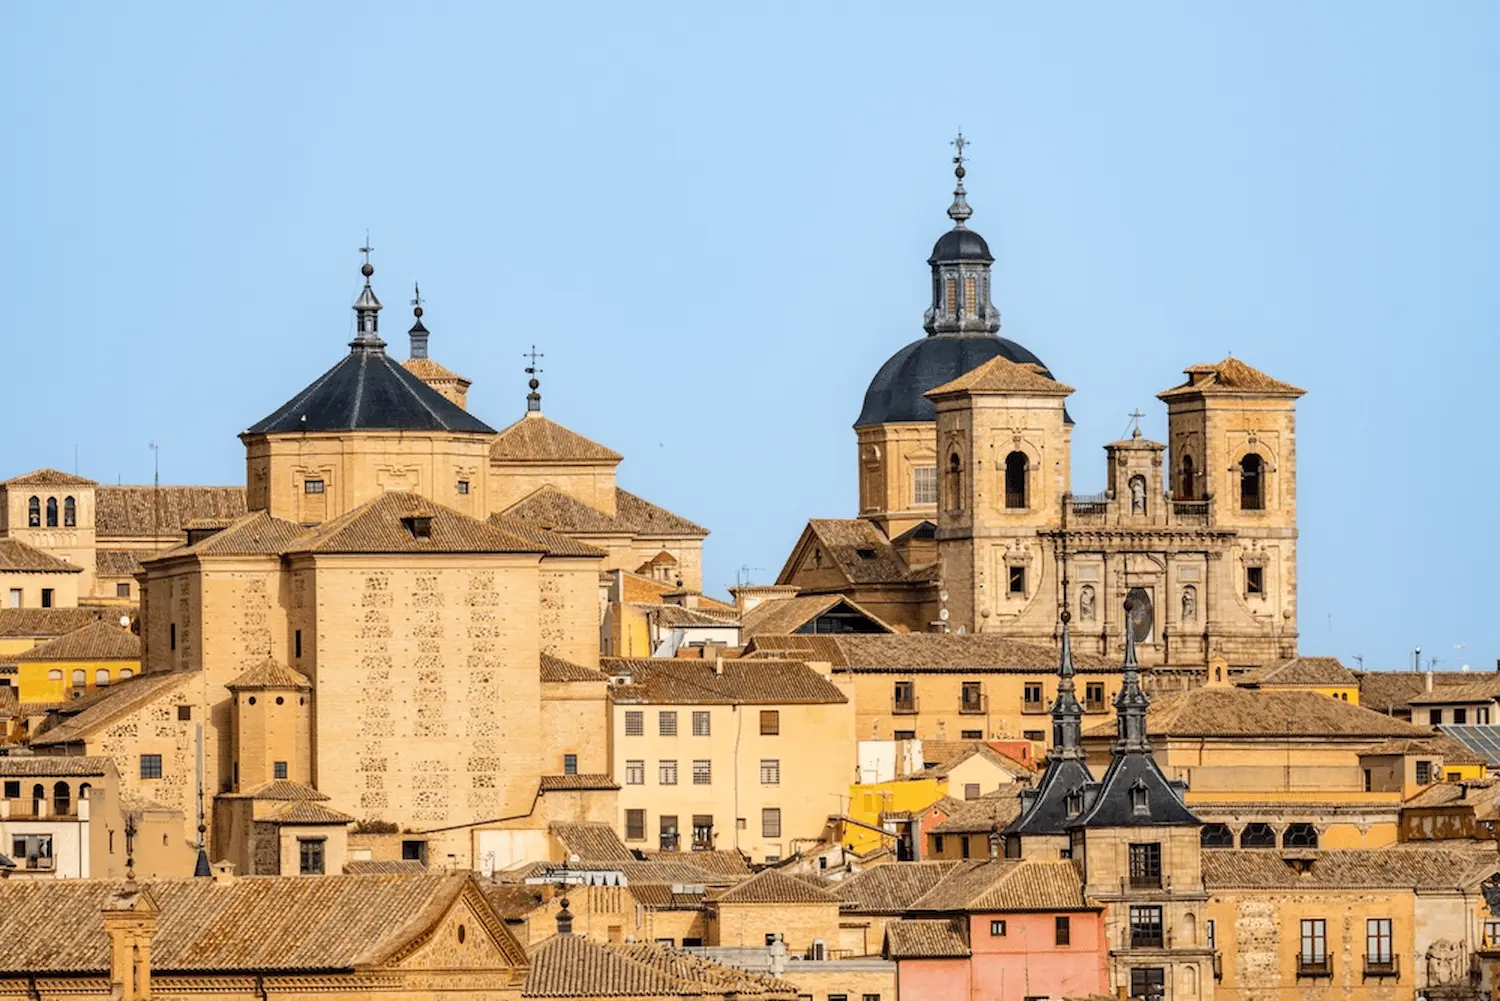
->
(856, 335), (1058, 427)
(928, 228), (993, 264)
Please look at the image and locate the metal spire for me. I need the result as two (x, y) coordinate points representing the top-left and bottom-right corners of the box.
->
(947, 131), (973, 228)
(1114, 599), (1152, 753)
(1049, 578), (1086, 759)
(350, 238), (385, 352)
(408, 282), (430, 360)
(524, 345), (544, 413)
(193, 721), (210, 877)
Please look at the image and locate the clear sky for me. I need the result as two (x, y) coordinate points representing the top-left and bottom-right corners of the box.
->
(2, 4), (1495, 672)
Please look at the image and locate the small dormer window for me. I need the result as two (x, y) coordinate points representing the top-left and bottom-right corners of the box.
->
(1066, 789), (1084, 817)
(855, 548), (877, 560)
(403, 515), (433, 540)
(1130, 780), (1149, 815)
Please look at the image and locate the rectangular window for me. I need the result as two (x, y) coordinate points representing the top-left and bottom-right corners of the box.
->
(1300, 918), (1328, 974)
(139, 754), (163, 779)
(1055, 915), (1071, 946)
(1366, 918), (1392, 964)
(1023, 681), (1044, 710)
(1363, 768), (1373, 792)
(963, 275), (977, 315)
(1486, 919), (1500, 948)
(40, 589), (53, 609)
(990, 919), (1006, 937)
(961, 729), (983, 739)
(1246, 566), (1264, 595)
(177, 704), (192, 721)
(1023, 729), (1045, 742)
(961, 836), (971, 859)
(1206, 918), (1216, 951)
(1008, 566), (1026, 595)
(1483, 708), (1492, 725)
(625, 760), (645, 785)
(1129, 969), (1165, 999)
(304, 479), (325, 494)
(961, 680), (984, 712)
(401, 840), (428, 864)
(1129, 842), (1163, 889)
(1085, 682), (1106, 711)
(762, 808), (781, 838)
(692, 815), (713, 850)
(659, 760), (678, 785)
(964, 783), (980, 800)
(659, 815), (678, 851)
(7, 589), (18, 608)
(692, 711), (711, 736)
(1429, 708), (1444, 725)
(692, 760), (712, 785)
(759, 709), (779, 735)
(913, 466), (938, 505)
(760, 759), (780, 785)
(2, 781), (17, 799)
(894, 680), (916, 712)
(658, 711), (677, 736)
(294, 629), (302, 659)
(1129, 905), (1164, 948)
(170, 623), (177, 651)
(1455, 707), (1469, 724)
(563, 753), (578, 775)
(273, 761), (288, 780)
(625, 809), (646, 841)
(895, 729), (917, 740)
(115, 582), (131, 598)
(945, 278), (958, 319)
(298, 838), (325, 875)
(1416, 760), (1432, 785)
(864, 995), (881, 1001)
(456, 479), (470, 495)
(934, 834), (945, 853)
(624, 710), (644, 736)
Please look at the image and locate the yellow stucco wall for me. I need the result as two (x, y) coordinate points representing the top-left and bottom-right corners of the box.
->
(17, 656), (140, 704)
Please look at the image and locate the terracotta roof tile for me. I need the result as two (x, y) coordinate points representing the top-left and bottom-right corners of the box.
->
(538, 773), (619, 792)
(0, 607), (113, 639)
(884, 917), (971, 958)
(481, 883), (547, 918)
(490, 414), (622, 463)
(908, 859), (1088, 912)
(1201, 848), (1500, 889)
(95, 549), (152, 576)
(1356, 670), (1492, 714)
(923, 743), (1034, 780)
(0, 686), (15, 716)
(1361, 733), (1488, 767)
(344, 859), (428, 874)
(549, 822), (634, 862)
(1157, 357), (1306, 399)
(739, 594), (893, 641)
(1, 468), (97, 487)
(926, 354), (1075, 398)
(748, 633), (1115, 672)
(488, 514), (607, 558)
(154, 510), (306, 559)
(29, 672), (189, 747)
(503, 487), (627, 535)
(838, 861), (969, 912)
(0, 755), (112, 777)
(714, 869), (840, 904)
(784, 519), (929, 586)
(221, 779), (330, 801)
(265, 800), (355, 825)
(929, 790), (1026, 834)
(225, 659), (312, 690)
(611, 942), (798, 996)
(401, 356), (471, 385)
(96, 485), (247, 538)
(606, 658), (846, 706)
(287, 492), (546, 555)
(1083, 687), (1431, 740)
(638, 849), (751, 876)
(540, 654), (605, 683)
(0, 539), (81, 573)
(1409, 679), (1500, 705)
(614, 489), (708, 538)
(618, 571), (675, 604)
(649, 604), (740, 627)
(1238, 656), (1357, 688)
(524, 934), (704, 997)
(15, 621), (139, 662)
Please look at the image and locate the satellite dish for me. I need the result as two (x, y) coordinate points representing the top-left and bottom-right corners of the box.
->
(119, 616), (131, 628)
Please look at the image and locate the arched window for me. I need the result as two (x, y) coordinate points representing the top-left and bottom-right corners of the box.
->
(1200, 823), (1234, 847)
(1240, 822), (1277, 847)
(79, 783), (91, 800)
(95, 669), (110, 687)
(1283, 823), (1318, 849)
(945, 453), (964, 513)
(1239, 454), (1264, 511)
(52, 782), (70, 816)
(30, 784), (43, 805)
(63, 496), (76, 527)
(27, 497), (40, 527)
(120, 668), (133, 679)
(1179, 454), (1195, 500)
(1004, 452), (1028, 509)
(45, 497), (57, 527)
(47, 669), (62, 681)
(70, 669), (86, 686)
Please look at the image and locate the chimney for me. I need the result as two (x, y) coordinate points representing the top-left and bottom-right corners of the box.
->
(101, 884), (158, 1001)
(556, 896), (574, 936)
(714, 656), (724, 677)
(1425, 671), (1434, 693)
(211, 860), (236, 885)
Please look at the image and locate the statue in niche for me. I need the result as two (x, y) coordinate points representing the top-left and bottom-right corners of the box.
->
(1079, 585), (1096, 622)
(1129, 475), (1147, 516)
(1182, 585), (1197, 623)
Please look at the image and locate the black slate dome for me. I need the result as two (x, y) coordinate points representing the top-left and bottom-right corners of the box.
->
(928, 228), (993, 264)
(856, 335), (1059, 427)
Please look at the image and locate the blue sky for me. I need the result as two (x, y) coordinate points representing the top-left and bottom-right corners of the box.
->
(2, 4), (1495, 672)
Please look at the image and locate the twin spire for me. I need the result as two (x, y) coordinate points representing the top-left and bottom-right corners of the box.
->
(1049, 593), (1152, 759)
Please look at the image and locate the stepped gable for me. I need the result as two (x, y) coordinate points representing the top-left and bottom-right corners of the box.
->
(15, 621), (138, 661)
(285, 492), (546, 555)
(489, 413), (621, 463)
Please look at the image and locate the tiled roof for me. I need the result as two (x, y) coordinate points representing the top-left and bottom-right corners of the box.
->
(926, 354), (1075, 398)
(0, 755), (111, 777)
(922, 742), (1033, 780)
(714, 869), (841, 905)
(0, 872), (525, 973)
(930, 790), (1025, 834)
(30, 672), (188, 747)
(401, 356), (470, 384)
(838, 861), (969, 912)
(1238, 656), (1357, 688)
(611, 942), (798, 996)
(344, 859), (427, 874)
(287, 492), (547, 555)
(490, 413), (622, 463)
(605, 658), (846, 706)
(538, 774), (619, 792)
(540, 654), (605, 683)
(884, 917), (971, 959)
(748, 633), (1115, 672)
(618, 571), (676, 604)
(1083, 687), (1430, 740)
(504, 488), (628, 535)
(1361, 734), (1488, 767)
(15, 621), (139, 662)
(95, 485), (247, 538)
(549, 821), (634, 862)
(0, 607), (112, 639)
(1, 468), (97, 487)
(1409, 679), (1500, 705)
(1201, 848), (1500, 890)
(481, 883), (547, 918)
(1403, 777), (1500, 810)
(95, 549), (152, 576)
(785, 519), (927, 586)
(0, 539), (81, 573)
(225, 659), (312, 690)
(1157, 357), (1306, 399)
(526, 934), (787, 998)
(739, 594), (893, 641)
(614, 489), (708, 539)
(264, 800), (355, 825)
(625, 884), (709, 909)
(639, 849), (751, 876)
(908, 859), (1089, 912)
(1356, 671), (1491, 714)
(221, 779), (330, 801)
(488, 514), (608, 558)
(154, 510), (305, 559)
(650, 604), (740, 628)
(0, 685), (15, 716)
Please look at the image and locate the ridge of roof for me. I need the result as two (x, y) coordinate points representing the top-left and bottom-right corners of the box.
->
(1158, 357), (1306, 399)
(714, 868), (841, 904)
(15, 621), (140, 662)
(490, 413), (622, 463)
(540, 653), (606, 683)
(225, 659), (312, 690)
(614, 489), (708, 538)
(925, 353), (1076, 398)
(401, 356), (471, 385)
(487, 514), (608, 558)
(1083, 686), (1432, 740)
(153, 510), (306, 559)
(1236, 655), (1357, 688)
(1, 468), (98, 487)
(285, 492), (547, 555)
(605, 657), (847, 706)
(30, 672), (190, 747)
(0, 539), (82, 573)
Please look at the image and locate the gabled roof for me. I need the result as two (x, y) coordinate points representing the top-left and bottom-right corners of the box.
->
(96, 549), (152, 576)
(1, 468), (97, 487)
(605, 658), (846, 706)
(30, 672), (189, 747)
(549, 821), (633, 862)
(153, 510), (305, 559)
(614, 489), (708, 538)
(922, 742), (1034, 781)
(1237, 656), (1357, 688)
(1157, 357), (1306, 400)
(713, 869), (841, 905)
(286, 492), (546, 555)
(1356, 670), (1491, 715)
(884, 917), (970, 959)
(263, 800), (355, 825)
(1362, 733), (1486, 768)
(838, 861), (969, 912)
(538, 774), (619, 792)
(96, 485), (248, 538)
(401, 356), (470, 385)
(0, 755), (112, 778)
(489, 413), (621, 463)
(0, 539), (81, 573)
(525, 934), (793, 998)
(220, 779), (330, 801)
(225, 659), (311, 690)
(925, 354), (1075, 398)
(638, 849), (751, 877)
(747, 633), (1116, 672)
(1409, 679), (1500, 705)
(649, 604), (740, 628)
(503, 487), (628, 535)
(1084, 687), (1431, 740)
(0, 607), (112, 639)
(1201, 847), (1500, 890)
(487, 515), (607, 558)
(739, 594), (893, 641)
(1073, 751), (1200, 829)
(932, 789), (1025, 834)
(15, 621), (139, 662)
(778, 519), (929, 587)
(908, 859), (1090, 912)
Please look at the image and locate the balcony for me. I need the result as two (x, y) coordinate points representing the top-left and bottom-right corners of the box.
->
(959, 693), (987, 715)
(1129, 873), (1163, 890)
(892, 696), (919, 715)
(1130, 932), (1164, 949)
(1170, 499), (1211, 525)
(1066, 492), (1109, 524)
(1296, 957), (1332, 978)
(1363, 955), (1399, 979)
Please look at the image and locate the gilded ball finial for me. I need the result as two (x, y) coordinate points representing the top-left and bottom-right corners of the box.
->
(955, 164), (966, 180)
(361, 262), (374, 277)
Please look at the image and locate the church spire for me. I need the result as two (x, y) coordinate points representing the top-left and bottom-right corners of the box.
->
(947, 131), (972, 228)
(408, 282), (429, 359)
(1114, 599), (1152, 753)
(1050, 598), (1086, 759)
(350, 239), (385, 353)
(923, 134), (999, 338)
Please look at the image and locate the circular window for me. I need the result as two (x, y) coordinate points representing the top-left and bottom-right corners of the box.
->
(275, 696), (284, 705)
(247, 696), (256, 706)
(457, 924), (466, 944)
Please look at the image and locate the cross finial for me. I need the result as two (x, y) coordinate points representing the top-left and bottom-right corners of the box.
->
(360, 230), (374, 266)
(951, 130), (968, 168)
(1128, 409), (1145, 437)
(946, 132), (973, 227)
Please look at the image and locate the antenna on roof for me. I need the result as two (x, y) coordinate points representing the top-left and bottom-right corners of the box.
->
(525, 345), (545, 413)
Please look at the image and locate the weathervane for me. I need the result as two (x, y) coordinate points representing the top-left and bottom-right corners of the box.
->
(525, 346), (545, 412)
(951, 131), (968, 168)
